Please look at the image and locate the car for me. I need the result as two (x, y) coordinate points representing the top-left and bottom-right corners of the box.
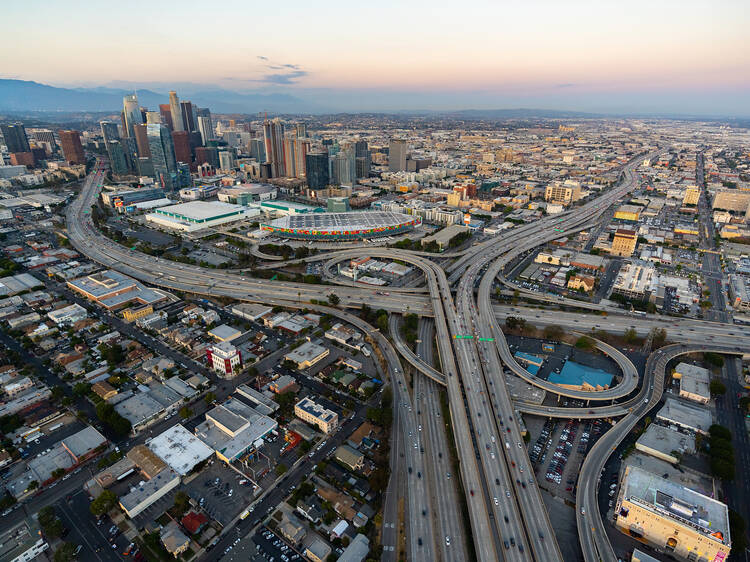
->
(494, 497), (498, 505)
(505, 490), (511, 498)
(504, 540), (510, 550)
(510, 537), (515, 547)
(445, 536), (450, 546)
(470, 489), (474, 496)
(418, 538), (423, 546)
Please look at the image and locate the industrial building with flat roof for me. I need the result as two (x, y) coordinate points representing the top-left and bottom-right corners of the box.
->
(145, 201), (259, 232)
(673, 362), (711, 405)
(261, 211), (421, 241)
(635, 424), (696, 464)
(615, 465), (730, 561)
(295, 397), (338, 434)
(285, 340), (330, 369)
(0, 516), (48, 562)
(656, 398), (712, 435)
(67, 270), (167, 310)
(118, 468), (180, 518)
(547, 361), (613, 391)
(147, 424), (214, 476)
(194, 398), (277, 462)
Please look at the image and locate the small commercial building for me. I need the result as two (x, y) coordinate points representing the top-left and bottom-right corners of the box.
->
(118, 468), (180, 518)
(614, 466), (730, 561)
(285, 341), (329, 370)
(295, 397), (338, 434)
(614, 204), (643, 221)
(160, 521), (190, 556)
(60, 425), (107, 464)
(611, 228), (638, 257)
(92, 381), (118, 401)
(635, 424), (696, 464)
(420, 224), (469, 250)
(147, 424), (214, 476)
(47, 303), (88, 326)
(656, 398), (712, 435)
(207, 324), (242, 342)
(194, 398), (277, 462)
(338, 534), (370, 562)
(0, 516), (49, 562)
(673, 363), (711, 405)
(206, 341), (242, 376)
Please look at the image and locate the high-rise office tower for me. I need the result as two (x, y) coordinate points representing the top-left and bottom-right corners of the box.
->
(169, 91), (184, 132)
(122, 137), (138, 173)
(354, 140), (370, 178)
(195, 146), (219, 168)
(0, 123), (31, 153)
(218, 150), (235, 172)
(305, 152), (330, 189)
(122, 94), (143, 138)
(197, 111), (214, 145)
(250, 138), (265, 162)
(133, 124), (151, 158)
(388, 139), (407, 172)
(58, 130), (86, 165)
(159, 104), (174, 130)
(107, 140), (129, 176)
(146, 124), (177, 189)
(29, 129), (57, 152)
(180, 101), (197, 133)
(100, 121), (120, 144)
(296, 123), (307, 138)
(172, 131), (192, 166)
(331, 151), (355, 186)
(263, 118), (285, 177)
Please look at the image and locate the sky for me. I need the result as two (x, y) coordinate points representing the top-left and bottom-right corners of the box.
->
(2, 0), (749, 115)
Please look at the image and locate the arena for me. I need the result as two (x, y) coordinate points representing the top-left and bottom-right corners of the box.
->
(260, 211), (421, 241)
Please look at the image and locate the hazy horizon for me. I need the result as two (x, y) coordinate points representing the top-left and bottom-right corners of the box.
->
(2, 0), (749, 116)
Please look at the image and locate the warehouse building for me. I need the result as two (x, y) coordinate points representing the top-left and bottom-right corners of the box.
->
(285, 340), (329, 369)
(656, 398), (712, 435)
(673, 363), (711, 405)
(145, 201), (259, 232)
(615, 466), (730, 561)
(67, 270), (167, 310)
(262, 211), (420, 241)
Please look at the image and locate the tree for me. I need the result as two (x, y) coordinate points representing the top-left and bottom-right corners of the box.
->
(649, 327), (667, 347)
(542, 325), (564, 341)
(173, 491), (190, 515)
(327, 293), (340, 306)
(90, 490), (117, 516)
(179, 406), (193, 419)
(704, 352), (724, 368)
(27, 481), (38, 491)
(275, 463), (288, 476)
(575, 336), (595, 350)
(54, 542), (76, 562)
(204, 392), (217, 405)
(710, 379), (727, 396)
(623, 328), (638, 344)
(729, 509), (748, 557)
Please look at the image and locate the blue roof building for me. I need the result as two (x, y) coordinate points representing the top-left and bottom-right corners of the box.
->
(548, 361), (613, 391)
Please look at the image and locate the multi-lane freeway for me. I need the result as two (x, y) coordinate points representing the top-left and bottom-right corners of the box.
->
(66, 149), (742, 562)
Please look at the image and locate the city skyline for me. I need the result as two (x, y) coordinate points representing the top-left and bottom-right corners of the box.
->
(1, 0), (749, 115)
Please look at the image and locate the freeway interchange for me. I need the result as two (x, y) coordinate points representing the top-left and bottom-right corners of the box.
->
(64, 150), (740, 562)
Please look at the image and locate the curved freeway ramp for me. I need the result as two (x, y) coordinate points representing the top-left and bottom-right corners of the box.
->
(389, 315), (446, 386)
(576, 344), (743, 562)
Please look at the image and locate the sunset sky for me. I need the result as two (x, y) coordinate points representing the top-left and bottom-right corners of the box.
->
(2, 0), (749, 114)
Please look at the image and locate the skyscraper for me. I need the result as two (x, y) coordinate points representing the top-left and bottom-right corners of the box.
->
(169, 91), (184, 132)
(159, 104), (174, 130)
(331, 151), (355, 186)
(122, 94), (143, 138)
(180, 101), (197, 133)
(145, 111), (162, 124)
(133, 124), (151, 158)
(355, 139), (370, 178)
(282, 135), (310, 178)
(0, 123), (31, 153)
(263, 118), (285, 177)
(100, 121), (120, 144)
(29, 129), (57, 152)
(58, 130), (86, 165)
(146, 124), (177, 189)
(305, 152), (330, 189)
(107, 140), (129, 176)
(389, 139), (407, 172)
(296, 123), (308, 138)
(196, 109), (214, 145)
(172, 131), (192, 166)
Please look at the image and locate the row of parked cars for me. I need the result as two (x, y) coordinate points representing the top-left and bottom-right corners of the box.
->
(529, 419), (555, 464)
(546, 420), (578, 484)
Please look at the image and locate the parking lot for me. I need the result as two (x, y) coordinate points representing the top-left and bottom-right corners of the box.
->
(529, 417), (609, 503)
(252, 528), (303, 562)
(184, 461), (254, 526)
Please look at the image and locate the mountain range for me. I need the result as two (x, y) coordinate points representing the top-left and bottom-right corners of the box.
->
(0, 79), (308, 114)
